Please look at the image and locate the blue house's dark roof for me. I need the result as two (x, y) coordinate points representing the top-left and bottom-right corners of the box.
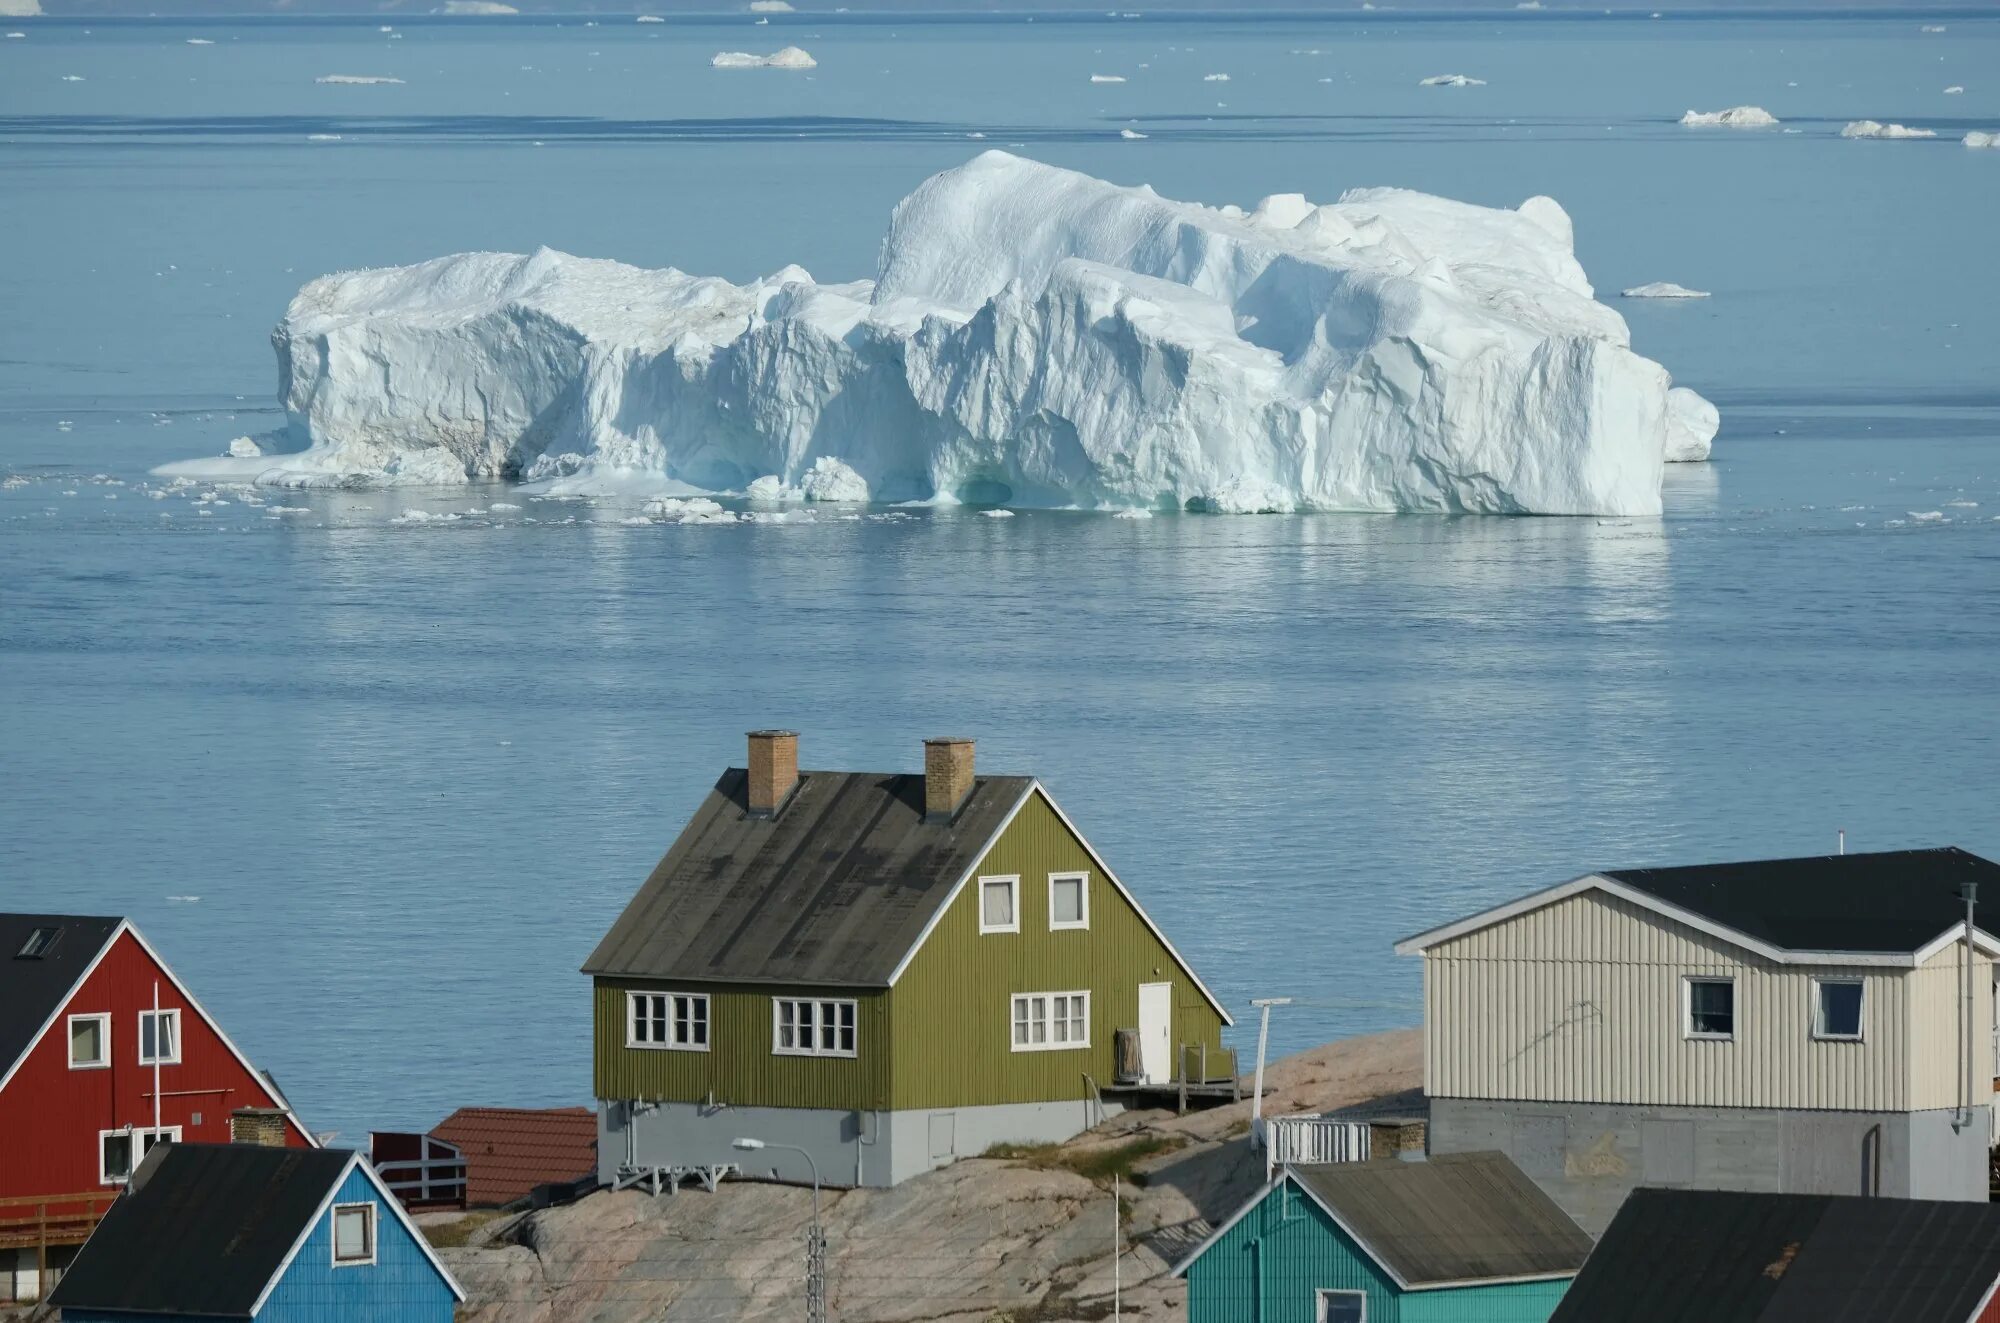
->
(1550, 1187), (2000, 1323)
(46, 1144), (443, 1316)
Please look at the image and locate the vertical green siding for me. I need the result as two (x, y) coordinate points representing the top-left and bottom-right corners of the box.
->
(1186, 1180), (1400, 1323)
(886, 790), (1227, 1111)
(593, 979), (891, 1111)
(1400, 1280), (1572, 1323)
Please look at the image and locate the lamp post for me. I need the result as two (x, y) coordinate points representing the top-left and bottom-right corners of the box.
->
(1248, 996), (1292, 1153)
(735, 1137), (826, 1323)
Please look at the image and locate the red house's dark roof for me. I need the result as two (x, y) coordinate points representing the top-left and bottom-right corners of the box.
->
(430, 1106), (596, 1207)
(0, 914), (121, 1084)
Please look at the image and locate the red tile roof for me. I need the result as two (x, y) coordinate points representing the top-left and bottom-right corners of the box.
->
(429, 1106), (597, 1208)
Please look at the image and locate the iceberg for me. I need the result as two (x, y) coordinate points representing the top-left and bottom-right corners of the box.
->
(1664, 387), (1718, 463)
(1622, 282), (1709, 299)
(1966, 131), (1999, 149)
(316, 74), (405, 85)
(174, 152), (1717, 513)
(1841, 120), (1934, 139)
(1680, 106), (1778, 128)
(711, 46), (815, 69)
(438, 1), (518, 12)
(0, 0), (41, 15)
(1419, 74), (1486, 87)
(1090, 74), (1126, 83)
(748, 0), (794, 10)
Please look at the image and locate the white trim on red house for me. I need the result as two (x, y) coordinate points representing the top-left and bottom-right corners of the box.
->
(0, 920), (318, 1148)
(66, 1011), (112, 1071)
(248, 1153), (466, 1316)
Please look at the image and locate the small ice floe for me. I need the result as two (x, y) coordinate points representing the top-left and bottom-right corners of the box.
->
(637, 495), (733, 523)
(5, 32), (27, 39)
(1, 474), (29, 489)
(979, 508), (1016, 518)
(967, 131), (986, 139)
(165, 895), (201, 903)
(748, 0), (795, 10)
(1944, 499), (1979, 508)
(1120, 128), (1147, 139)
(316, 74), (406, 85)
(1419, 74), (1486, 87)
(1516, 0), (1542, 8)
(1944, 86), (1964, 95)
(186, 37), (214, 44)
(267, 506), (311, 516)
(1909, 510), (1946, 522)
(636, 12), (664, 20)
(711, 46), (815, 68)
(1843, 120), (1934, 139)
(1091, 73), (1126, 83)
(61, 74), (84, 81)
(379, 24), (395, 31)
(390, 508), (460, 524)
(227, 436), (262, 458)
(1921, 24), (1945, 33)
(1111, 507), (1153, 519)
(1965, 131), (2000, 149)
(488, 501), (523, 511)
(438, 0), (519, 11)
(1622, 282), (1710, 299)
(1680, 106), (1779, 127)
(307, 133), (342, 141)
(1203, 72), (1229, 81)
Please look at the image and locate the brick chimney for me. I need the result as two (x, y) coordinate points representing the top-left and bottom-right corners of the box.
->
(230, 1106), (289, 1147)
(923, 738), (975, 822)
(747, 730), (799, 816)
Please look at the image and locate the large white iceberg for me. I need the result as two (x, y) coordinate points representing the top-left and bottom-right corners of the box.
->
(169, 152), (1717, 512)
(1842, 120), (1934, 139)
(711, 46), (815, 69)
(1680, 106), (1779, 128)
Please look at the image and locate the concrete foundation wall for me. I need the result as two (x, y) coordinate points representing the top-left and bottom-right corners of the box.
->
(602, 1095), (1123, 1190)
(1432, 1097), (1992, 1234)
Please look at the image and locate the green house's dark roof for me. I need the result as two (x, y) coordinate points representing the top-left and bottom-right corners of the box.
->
(47, 1143), (357, 1316)
(1549, 1187), (2000, 1323)
(583, 769), (1036, 987)
(1290, 1152), (1593, 1287)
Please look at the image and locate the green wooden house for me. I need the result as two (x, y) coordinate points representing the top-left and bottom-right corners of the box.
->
(582, 731), (1233, 1190)
(1172, 1152), (1591, 1323)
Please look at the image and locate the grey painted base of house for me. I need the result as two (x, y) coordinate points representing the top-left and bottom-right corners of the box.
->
(600, 1096), (1127, 1190)
(1430, 1096), (1992, 1234)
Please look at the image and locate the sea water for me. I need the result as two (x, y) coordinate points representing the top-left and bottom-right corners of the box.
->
(2, 10), (1997, 1143)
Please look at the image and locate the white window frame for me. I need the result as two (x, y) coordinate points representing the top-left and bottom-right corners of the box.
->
(1316, 1289), (1368, 1323)
(626, 990), (711, 1052)
(1010, 991), (1091, 1053)
(68, 1012), (111, 1070)
(1811, 977), (1866, 1042)
(771, 998), (859, 1058)
(1047, 872), (1091, 932)
(330, 1201), (378, 1267)
(1683, 975), (1736, 1042)
(98, 1125), (181, 1186)
(138, 1007), (182, 1066)
(978, 875), (1021, 934)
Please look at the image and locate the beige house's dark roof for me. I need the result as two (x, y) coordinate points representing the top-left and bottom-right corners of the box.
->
(582, 768), (1034, 987)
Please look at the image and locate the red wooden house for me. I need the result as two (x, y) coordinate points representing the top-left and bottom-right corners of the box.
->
(0, 913), (315, 1303)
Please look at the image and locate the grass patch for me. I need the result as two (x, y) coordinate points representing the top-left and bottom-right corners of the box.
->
(983, 1134), (1188, 1186)
(421, 1210), (507, 1249)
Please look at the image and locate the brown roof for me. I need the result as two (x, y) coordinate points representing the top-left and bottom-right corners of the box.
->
(581, 769), (1036, 986)
(430, 1107), (597, 1208)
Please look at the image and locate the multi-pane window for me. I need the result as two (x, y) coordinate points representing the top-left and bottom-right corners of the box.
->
(979, 876), (1019, 933)
(1686, 977), (1735, 1040)
(332, 1203), (376, 1265)
(17, 926), (60, 959)
(1048, 873), (1089, 930)
(69, 1013), (110, 1069)
(628, 992), (709, 1050)
(1011, 992), (1090, 1051)
(1317, 1290), (1367, 1323)
(773, 998), (858, 1057)
(1814, 979), (1864, 1040)
(100, 1126), (178, 1185)
(139, 1008), (181, 1065)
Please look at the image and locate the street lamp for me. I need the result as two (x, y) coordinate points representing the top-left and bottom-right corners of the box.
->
(734, 1137), (826, 1323)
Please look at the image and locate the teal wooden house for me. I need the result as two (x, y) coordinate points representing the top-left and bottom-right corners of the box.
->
(48, 1143), (464, 1323)
(1172, 1151), (1591, 1323)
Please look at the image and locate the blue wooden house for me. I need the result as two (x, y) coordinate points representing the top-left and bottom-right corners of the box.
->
(48, 1142), (463, 1323)
(1172, 1151), (1591, 1323)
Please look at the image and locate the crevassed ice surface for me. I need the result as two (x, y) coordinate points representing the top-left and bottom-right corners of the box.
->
(202, 152), (1713, 514)
(1, 11), (1997, 1144)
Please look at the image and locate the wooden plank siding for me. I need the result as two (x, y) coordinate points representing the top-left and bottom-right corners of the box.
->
(1422, 888), (1993, 1112)
(591, 980), (891, 1112)
(887, 789), (1224, 1111)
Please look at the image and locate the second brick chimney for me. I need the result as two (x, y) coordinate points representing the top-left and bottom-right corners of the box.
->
(923, 737), (975, 822)
(747, 730), (799, 816)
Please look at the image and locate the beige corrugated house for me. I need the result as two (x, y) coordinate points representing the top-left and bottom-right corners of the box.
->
(1396, 847), (2000, 1232)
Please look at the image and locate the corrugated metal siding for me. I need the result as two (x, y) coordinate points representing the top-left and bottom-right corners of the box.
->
(0, 930), (305, 1203)
(1907, 940), (1995, 1112)
(1186, 1181), (1402, 1323)
(254, 1165), (456, 1323)
(1424, 890), (1924, 1111)
(887, 791), (1225, 1112)
(1400, 1280), (1571, 1323)
(592, 979), (890, 1111)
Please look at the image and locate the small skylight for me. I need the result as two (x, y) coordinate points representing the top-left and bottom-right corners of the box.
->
(16, 926), (60, 959)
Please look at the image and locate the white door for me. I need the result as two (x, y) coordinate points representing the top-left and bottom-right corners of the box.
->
(1138, 982), (1172, 1085)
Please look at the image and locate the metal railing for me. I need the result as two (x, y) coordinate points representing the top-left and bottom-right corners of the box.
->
(1263, 1116), (1370, 1178)
(373, 1155), (468, 1207)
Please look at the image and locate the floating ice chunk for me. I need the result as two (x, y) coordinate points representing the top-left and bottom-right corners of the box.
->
(165, 895), (201, 903)
(186, 37), (214, 44)
(489, 501), (523, 511)
(1204, 72), (1229, 81)
(1091, 73), (1126, 83)
(1119, 128), (1147, 139)
(639, 495), (733, 522)
(1944, 499), (1979, 508)
(746, 475), (799, 502)
(1909, 510), (1946, 522)
(1944, 86), (1964, 95)
(307, 133), (342, 141)
(1965, 131), (2000, 149)
(439, 0), (519, 12)
(711, 46), (815, 68)
(1189, 478), (1297, 514)
(391, 508), (461, 524)
(797, 456), (869, 502)
(980, 508), (1016, 517)
(1842, 120), (1935, 139)
(1680, 106), (1779, 127)
(61, 74), (83, 81)
(1664, 387), (1718, 463)
(1516, 0), (1541, 8)
(636, 12), (664, 20)
(268, 505), (311, 515)
(1111, 507), (1153, 518)
(0, 0), (40, 15)
(1921, 24), (1945, 33)
(1622, 282), (1710, 299)
(316, 74), (406, 85)
(227, 436), (263, 457)
(1419, 74), (1486, 87)
(749, 0), (794, 9)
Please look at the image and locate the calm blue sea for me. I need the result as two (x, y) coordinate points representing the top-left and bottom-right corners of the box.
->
(2, 9), (1997, 1145)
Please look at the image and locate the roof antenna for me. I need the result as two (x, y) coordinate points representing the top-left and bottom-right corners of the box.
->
(1837, 829), (1845, 856)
